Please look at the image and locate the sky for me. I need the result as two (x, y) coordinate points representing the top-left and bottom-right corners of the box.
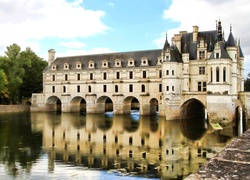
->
(0, 0), (250, 76)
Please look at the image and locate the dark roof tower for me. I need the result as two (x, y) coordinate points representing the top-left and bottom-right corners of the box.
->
(163, 32), (170, 51)
(227, 24), (236, 47)
(217, 20), (223, 42)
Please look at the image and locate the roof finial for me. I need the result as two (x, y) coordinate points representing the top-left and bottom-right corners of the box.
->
(230, 23), (232, 33)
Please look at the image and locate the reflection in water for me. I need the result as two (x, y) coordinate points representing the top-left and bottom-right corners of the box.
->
(0, 112), (235, 179)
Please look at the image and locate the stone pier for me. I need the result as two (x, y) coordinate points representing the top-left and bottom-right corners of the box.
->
(187, 128), (250, 179)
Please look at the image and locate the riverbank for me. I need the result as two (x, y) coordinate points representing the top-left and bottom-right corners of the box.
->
(0, 105), (30, 113)
(186, 128), (250, 179)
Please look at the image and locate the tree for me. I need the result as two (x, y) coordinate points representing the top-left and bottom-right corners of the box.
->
(0, 69), (8, 101)
(244, 73), (250, 91)
(19, 48), (47, 98)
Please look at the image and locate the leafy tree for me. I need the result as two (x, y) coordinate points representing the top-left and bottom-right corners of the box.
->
(0, 69), (8, 100)
(244, 73), (250, 91)
(19, 48), (47, 98)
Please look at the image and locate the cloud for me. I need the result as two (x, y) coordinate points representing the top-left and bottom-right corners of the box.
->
(0, 0), (108, 55)
(157, 0), (250, 77)
(107, 2), (115, 7)
(59, 41), (86, 49)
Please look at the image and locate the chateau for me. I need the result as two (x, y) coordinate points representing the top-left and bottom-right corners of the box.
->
(31, 20), (250, 124)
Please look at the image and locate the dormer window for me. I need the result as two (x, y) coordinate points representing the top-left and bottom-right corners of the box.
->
(51, 63), (57, 70)
(102, 60), (108, 68)
(76, 61), (82, 69)
(141, 57), (148, 66)
(115, 59), (122, 67)
(166, 55), (170, 61)
(128, 58), (135, 67)
(64, 62), (69, 70)
(88, 61), (95, 68)
(199, 51), (205, 60)
(157, 57), (162, 65)
(216, 52), (220, 59)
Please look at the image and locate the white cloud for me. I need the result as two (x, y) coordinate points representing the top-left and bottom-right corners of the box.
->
(0, 0), (108, 55)
(59, 41), (86, 48)
(157, 0), (250, 77)
(107, 2), (115, 7)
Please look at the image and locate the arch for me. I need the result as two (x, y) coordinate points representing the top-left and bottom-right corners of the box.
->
(123, 96), (140, 114)
(180, 98), (206, 119)
(149, 98), (158, 115)
(70, 96), (86, 114)
(46, 96), (61, 112)
(96, 96), (113, 113)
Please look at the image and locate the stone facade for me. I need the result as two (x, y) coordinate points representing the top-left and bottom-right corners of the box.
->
(31, 20), (249, 121)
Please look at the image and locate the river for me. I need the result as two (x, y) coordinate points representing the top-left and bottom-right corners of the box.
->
(0, 112), (236, 179)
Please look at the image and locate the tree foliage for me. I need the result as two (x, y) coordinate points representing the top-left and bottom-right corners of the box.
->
(0, 44), (47, 104)
(244, 73), (250, 91)
(0, 69), (8, 100)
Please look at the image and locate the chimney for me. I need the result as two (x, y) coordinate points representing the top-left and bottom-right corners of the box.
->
(193, 26), (199, 42)
(48, 49), (56, 66)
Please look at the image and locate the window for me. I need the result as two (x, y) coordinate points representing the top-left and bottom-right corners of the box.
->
(172, 70), (174, 75)
(172, 86), (174, 91)
(90, 73), (93, 80)
(64, 63), (69, 70)
(129, 137), (133, 145)
(198, 82), (206, 91)
(88, 61), (94, 68)
(166, 70), (169, 75)
(216, 67), (219, 82)
(77, 73), (80, 80)
(166, 55), (169, 61)
(223, 67), (226, 82)
(199, 67), (205, 74)
(141, 84), (145, 92)
(216, 53), (220, 59)
(159, 70), (162, 78)
(115, 85), (118, 92)
(199, 51), (205, 59)
(103, 72), (107, 80)
(166, 86), (169, 91)
(88, 86), (91, 93)
(142, 71), (146, 78)
(52, 86), (55, 93)
(63, 86), (66, 93)
(65, 74), (68, 81)
(76, 62), (81, 69)
(52, 75), (55, 81)
(116, 72), (120, 79)
(210, 67), (213, 82)
(129, 84), (133, 92)
(103, 85), (107, 92)
(129, 71), (133, 79)
(159, 84), (162, 92)
(77, 85), (80, 93)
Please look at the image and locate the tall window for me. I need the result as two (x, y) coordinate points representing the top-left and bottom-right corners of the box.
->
(141, 84), (145, 92)
(159, 70), (162, 78)
(77, 73), (80, 80)
(198, 82), (207, 91)
(166, 86), (169, 91)
(90, 73), (93, 80)
(216, 67), (219, 82)
(199, 51), (205, 59)
(159, 84), (162, 92)
(63, 86), (66, 93)
(103, 85), (107, 92)
(172, 70), (174, 75)
(166, 70), (169, 75)
(172, 86), (174, 91)
(199, 67), (205, 74)
(103, 72), (107, 80)
(116, 72), (120, 79)
(52, 75), (55, 81)
(129, 84), (133, 92)
(142, 71), (146, 78)
(52, 86), (55, 93)
(223, 67), (226, 82)
(65, 74), (68, 81)
(129, 71), (133, 79)
(210, 67), (213, 82)
(115, 85), (118, 92)
(77, 85), (80, 93)
(88, 85), (91, 93)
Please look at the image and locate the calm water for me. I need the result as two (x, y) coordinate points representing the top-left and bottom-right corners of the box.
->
(0, 112), (236, 179)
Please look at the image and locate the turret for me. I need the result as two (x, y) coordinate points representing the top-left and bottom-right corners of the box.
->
(48, 49), (56, 66)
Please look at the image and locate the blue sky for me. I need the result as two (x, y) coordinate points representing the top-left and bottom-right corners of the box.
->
(0, 0), (250, 75)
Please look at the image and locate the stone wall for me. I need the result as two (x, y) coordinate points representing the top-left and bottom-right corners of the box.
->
(0, 105), (30, 113)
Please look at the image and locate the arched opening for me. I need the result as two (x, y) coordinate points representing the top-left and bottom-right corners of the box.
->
(46, 96), (61, 112)
(96, 96), (113, 114)
(180, 98), (206, 119)
(123, 96), (140, 114)
(180, 99), (207, 140)
(149, 98), (158, 115)
(70, 96), (86, 115)
(216, 67), (219, 82)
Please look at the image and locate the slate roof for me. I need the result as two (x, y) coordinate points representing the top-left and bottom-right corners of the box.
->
(45, 49), (162, 72)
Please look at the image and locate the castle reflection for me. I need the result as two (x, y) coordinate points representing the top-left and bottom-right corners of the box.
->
(31, 112), (234, 179)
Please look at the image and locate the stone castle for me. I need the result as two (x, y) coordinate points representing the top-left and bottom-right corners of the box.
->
(31, 20), (250, 124)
